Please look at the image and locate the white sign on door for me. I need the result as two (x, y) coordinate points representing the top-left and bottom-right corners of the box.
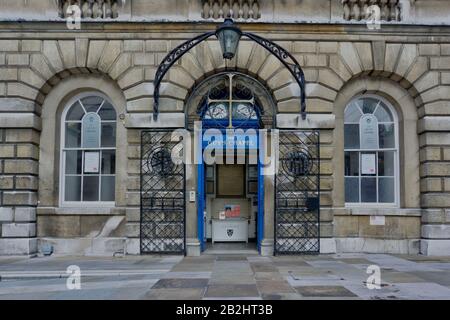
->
(84, 151), (99, 173)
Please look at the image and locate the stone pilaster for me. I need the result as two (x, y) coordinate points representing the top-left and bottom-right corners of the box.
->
(0, 98), (40, 255)
(419, 111), (450, 255)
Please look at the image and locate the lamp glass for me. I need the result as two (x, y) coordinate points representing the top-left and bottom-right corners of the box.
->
(216, 23), (241, 60)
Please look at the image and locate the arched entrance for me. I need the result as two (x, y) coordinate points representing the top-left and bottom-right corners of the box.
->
(189, 72), (275, 254)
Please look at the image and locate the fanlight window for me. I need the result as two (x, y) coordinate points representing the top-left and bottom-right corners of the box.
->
(200, 73), (260, 127)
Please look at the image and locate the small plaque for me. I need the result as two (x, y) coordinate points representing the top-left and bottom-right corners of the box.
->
(360, 114), (379, 149)
(370, 215), (385, 226)
(82, 113), (100, 148)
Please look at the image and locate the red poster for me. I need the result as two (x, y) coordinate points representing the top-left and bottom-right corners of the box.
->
(225, 205), (240, 218)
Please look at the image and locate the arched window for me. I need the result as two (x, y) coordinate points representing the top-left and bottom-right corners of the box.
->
(198, 73), (262, 128)
(60, 93), (116, 205)
(344, 95), (399, 205)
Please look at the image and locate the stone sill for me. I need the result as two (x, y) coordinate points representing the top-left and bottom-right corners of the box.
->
(37, 207), (126, 216)
(332, 207), (422, 217)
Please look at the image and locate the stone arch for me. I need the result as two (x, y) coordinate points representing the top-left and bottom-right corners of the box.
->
(333, 75), (421, 209)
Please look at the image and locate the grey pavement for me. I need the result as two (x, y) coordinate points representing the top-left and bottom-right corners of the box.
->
(0, 253), (450, 300)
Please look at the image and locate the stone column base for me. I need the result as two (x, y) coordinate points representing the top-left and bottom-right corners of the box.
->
(420, 239), (450, 256)
(186, 238), (201, 256)
(0, 238), (37, 256)
(320, 238), (337, 253)
(260, 238), (274, 256)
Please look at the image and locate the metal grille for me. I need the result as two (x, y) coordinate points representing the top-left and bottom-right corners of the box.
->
(275, 130), (320, 254)
(140, 130), (185, 254)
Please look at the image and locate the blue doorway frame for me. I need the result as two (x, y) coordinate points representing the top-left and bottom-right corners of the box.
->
(197, 124), (264, 253)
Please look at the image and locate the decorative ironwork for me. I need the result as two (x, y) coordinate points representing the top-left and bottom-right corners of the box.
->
(153, 31), (215, 120)
(147, 147), (174, 177)
(153, 20), (307, 120)
(283, 150), (313, 177)
(140, 130), (185, 254)
(243, 32), (306, 120)
(275, 130), (320, 254)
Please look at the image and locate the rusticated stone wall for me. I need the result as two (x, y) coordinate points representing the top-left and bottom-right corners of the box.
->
(0, 22), (449, 255)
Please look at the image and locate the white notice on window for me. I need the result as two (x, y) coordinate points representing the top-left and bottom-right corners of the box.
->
(361, 153), (376, 175)
(84, 152), (99, 173)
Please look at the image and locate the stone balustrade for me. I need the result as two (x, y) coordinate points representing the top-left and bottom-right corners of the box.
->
(201, 0), (261, 20)
(57, 0), (123, 19)
(342, 0), (401, 21)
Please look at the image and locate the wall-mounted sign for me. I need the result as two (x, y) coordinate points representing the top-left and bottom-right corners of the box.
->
(82, 113), (100, 148)
(84, 151), (99, 173)
(361, 153), (376, 175)
(370, 215), (385, 226)
(203, 130), (258, 150)
(360, 114), (378, 149)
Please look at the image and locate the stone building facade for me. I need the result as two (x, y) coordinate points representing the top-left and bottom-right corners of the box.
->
(0, 0), (449, 256)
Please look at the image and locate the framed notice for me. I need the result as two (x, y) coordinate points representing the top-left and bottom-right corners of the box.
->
(361, 153), (376, 175)
(84, 151), (99, 173)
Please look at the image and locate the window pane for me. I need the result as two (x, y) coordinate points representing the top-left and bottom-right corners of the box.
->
(65, 150), (82, 174)
(83, 176), (99, 201)
(98, 101), (116, 120)
(379, 124), (395, 148)
(101, 123), (116, 147)
(344, 102), (362, 123)
(361, 97), (378, 114)
(101, 176), (115, 201)
(345, 177), (359, 203)
(65, 176), (81, 201)
(101, 150), (116, 174)
(344, 124), (360, 149)
(66, 101), (85, 121)
(65, 123), (81, 148)
(374, 103), (393, 122)
(361, 178), (377, 202)
(345, 152), (359, 176)
(378, 151), (395, 176)
(81, 96), (103, 113)
(379, 177), (395, 203)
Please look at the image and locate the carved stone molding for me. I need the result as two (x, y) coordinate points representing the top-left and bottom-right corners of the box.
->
(201, 0), (261, 20)
(57, 0), (123, 19)
(342, 0), (401, 21)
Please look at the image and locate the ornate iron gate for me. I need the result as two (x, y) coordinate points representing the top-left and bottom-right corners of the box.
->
(140, 130), (185, 254)
(275, 130), (320, 254)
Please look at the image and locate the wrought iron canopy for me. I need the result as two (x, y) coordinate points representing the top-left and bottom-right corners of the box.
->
(153, 19), (307, 120)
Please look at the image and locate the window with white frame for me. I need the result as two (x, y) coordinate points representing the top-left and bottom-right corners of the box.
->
(344, 96), (398, 205)
(61, 94), (116, 205)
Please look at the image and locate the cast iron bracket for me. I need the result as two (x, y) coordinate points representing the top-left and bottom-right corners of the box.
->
(153, 28), (307, 121)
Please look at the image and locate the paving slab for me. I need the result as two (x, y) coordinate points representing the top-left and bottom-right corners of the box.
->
(151, 278), (209, 289)
(294, 285), (358, 298)
(143, 288), (206, 300)
(205, 284), (259, 298)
